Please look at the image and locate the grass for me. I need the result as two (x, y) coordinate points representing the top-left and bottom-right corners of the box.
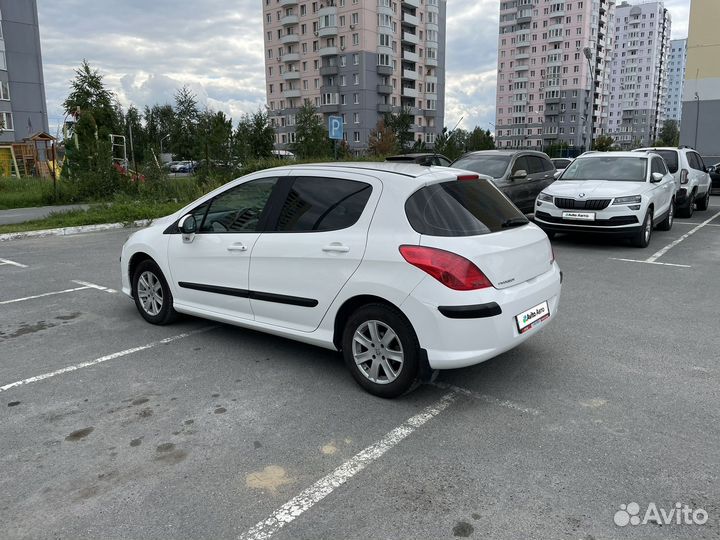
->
(0, 177), (56, 210)
(0, 200), (186, 234)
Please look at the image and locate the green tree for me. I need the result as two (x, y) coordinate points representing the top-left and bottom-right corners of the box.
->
(292, 101), (331, 159)
(234, 109), (275, 164)
(656, 119), (680, 147)
(63, 59), (119, 138)
(368, 119), (398, 156)
(466, 127), (495, 151)
(384, 107), (414, 153)
(433, 127), (464, 161)
(171, 86), (199, 160)
(593, 134), (615, 152)
(197, 109), (233, 169)
(125, 105), (145, 167)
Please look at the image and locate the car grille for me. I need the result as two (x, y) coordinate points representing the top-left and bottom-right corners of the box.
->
(553, 198), (612, 210)
(535, 211), (638, 227)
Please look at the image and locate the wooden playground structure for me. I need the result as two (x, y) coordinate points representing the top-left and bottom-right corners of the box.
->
(0, 131), (61, 179)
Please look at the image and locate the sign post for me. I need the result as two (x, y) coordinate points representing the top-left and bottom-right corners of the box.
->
(328, 116), (343, 161)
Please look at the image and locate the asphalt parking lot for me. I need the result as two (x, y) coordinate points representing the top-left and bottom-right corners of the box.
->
(1, 199), (719, 540)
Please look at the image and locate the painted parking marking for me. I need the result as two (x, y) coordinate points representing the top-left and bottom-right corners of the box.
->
(0, 280), (118, 305)
(0, 258), (28, 268)
(609, 258), (692, 268)
(646, 210), (720, 263)
(432, 381), (541, 416)
(239, 392), (457, 540)
(673, 222), (720, 227)
(0, 326), (216, 393)
(71, 280), (118, 294)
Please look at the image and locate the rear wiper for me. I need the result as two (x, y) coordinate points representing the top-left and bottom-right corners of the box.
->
(500, 217), (529, 228)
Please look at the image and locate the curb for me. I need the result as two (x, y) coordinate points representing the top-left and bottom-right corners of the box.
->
(0, 219), (152, 242)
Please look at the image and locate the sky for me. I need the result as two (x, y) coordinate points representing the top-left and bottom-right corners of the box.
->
(37, 0), (691, 135)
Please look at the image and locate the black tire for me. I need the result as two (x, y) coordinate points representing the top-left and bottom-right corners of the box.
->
(696, 189), (710, 211)
(657, 199), (674, 231)
(632, 209), (653, 248)
(132, 259), (177, 325)
(341, 303), (420, 398)
(678, 191), (695, 218)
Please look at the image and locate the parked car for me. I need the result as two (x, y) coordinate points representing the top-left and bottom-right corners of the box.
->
(452, 150), (557, 213)
(633, 146), (712, 217)
(708, 163), (720, 193)
(551, 158), (574, 171)
(534, 152), (676, 247)
(385, 153), (452, 167)
(121, 163), (561, 397)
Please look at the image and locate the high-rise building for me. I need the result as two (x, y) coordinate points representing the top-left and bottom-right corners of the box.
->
(679, 0), (720, 159)
(665, 38), (686, 123)
(0, 0), (48, 142)
(495, 0), (615, 152)
(262, 0), (446, 153)
(606, 1), (671, 149)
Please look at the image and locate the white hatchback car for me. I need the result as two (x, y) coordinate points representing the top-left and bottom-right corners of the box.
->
(121, 163), (561, 397)
(534, 152), (676, 247)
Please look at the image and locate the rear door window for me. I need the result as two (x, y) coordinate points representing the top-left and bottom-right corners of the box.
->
(405, 179), (528, 237)
(688, 152), (705, 171)
(655, 150), (679, 173)
(511, 156), (530, 175)
(527, 156), (546, 174)
(274, 177), (373, 232)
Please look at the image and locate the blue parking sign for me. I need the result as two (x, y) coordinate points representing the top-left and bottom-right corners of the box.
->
(328, 116), (343, 140)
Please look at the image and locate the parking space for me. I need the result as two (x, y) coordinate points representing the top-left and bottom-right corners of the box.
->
(1, 216), (719, 539)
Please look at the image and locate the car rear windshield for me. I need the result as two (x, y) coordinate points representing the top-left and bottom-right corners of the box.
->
(561, 156), (647, 182)
(452, 155), (511, 178)
(405, 178), (528, 237)
(653, 150), (679, 173)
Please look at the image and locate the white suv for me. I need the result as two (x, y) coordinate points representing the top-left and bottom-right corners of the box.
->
(121, 163), (561, 397)
(534, 152), (676, 247)
(634, 147), (713, 217)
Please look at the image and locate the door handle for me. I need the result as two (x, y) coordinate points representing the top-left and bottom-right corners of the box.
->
(322, 243), (350, 253)
(227, 243), (248, 252)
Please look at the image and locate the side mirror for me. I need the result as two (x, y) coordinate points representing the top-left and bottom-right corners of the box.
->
(553, 170), (562, 179)
(651, 172), (664, 183)
(178, 214), (197, 242)
(511, 169), (528, 180)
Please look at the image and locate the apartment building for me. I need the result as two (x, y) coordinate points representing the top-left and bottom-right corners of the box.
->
(262, 0), (446, 152)
(606, 1), (671, 149)
(0, 0), (48, 143)
(664, 38), (686, 123)
(679, 0), (720, 158)
(495, 0), (616, 151)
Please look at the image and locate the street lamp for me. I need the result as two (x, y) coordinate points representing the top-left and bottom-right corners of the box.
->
(160, 134), (170, 156)
(694, 92), (700, 149)
(583, 46), (595, 152)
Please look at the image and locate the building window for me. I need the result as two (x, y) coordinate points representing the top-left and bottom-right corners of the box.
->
(0, 81), (9, 101)
(353, 131), (360, 143)
(1, 112), (13, 131)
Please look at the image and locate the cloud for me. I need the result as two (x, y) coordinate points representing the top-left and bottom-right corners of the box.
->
(36, 0), (690, 136)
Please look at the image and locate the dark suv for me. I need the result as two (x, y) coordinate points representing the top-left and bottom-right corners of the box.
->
(385, 153), (452, 167)
(452, 150), (557, 213)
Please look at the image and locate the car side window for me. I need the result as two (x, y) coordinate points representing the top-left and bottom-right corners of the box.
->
(651, 158), (666, 175)
(199, 178), (278, 233)
(438, 157), (452, 167)
(687, 152), (701, 171)
(275, 176), (373, 232)
(692, 152), (706, 171)
(526, 156), (545, 174)
(512, 156), (529, 175)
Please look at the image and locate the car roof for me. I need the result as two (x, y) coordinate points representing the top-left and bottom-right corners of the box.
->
(576, 151), (652, 159)
(268, 161), (457, 179)
(457, 149), (550, 158)
(386, 153), (445, 159)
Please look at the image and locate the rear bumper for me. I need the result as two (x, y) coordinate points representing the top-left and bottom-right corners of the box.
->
(401, 263), (562, 370)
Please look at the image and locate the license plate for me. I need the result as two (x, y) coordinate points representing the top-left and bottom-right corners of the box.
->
(516, 301), (550, 334)
(562, 211), (595, 221)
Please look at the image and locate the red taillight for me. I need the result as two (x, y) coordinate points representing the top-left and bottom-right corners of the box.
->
(457, 174), (479, 181)
(680, 168), (689, 184)
(399, 245), (493, 290)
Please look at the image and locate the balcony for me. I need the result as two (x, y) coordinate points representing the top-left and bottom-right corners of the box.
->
(282, 89), (302, 99)
(402, 68), (418, 80)
(514, 64), (529, 72)
(426, 57), (438, 67)
(280, 15), (298, 26)
(281, 34), (299, 45)
(402, 50), (419, 63)
(515, 52), (530, 60)
(282, 70), (300, 80)
(319, 65), (338, 76)
(318, 5), (337, 17)
(402, 12), (419, 26)
(280, 0), (297, 5)
(548, 34), (564, 44)
(402, 87), (418, 98)
(318, 103), (340, 114)
(402, 31), (419, 45)
(402, 0), (420, 8)
(377, 65), (393, 76)
(423, 109), (437, 117)
(281, 53), (300, 63)
(377, 103), (393, 113)
(318, 26), (338, 37)
(319, 46), (339, 56)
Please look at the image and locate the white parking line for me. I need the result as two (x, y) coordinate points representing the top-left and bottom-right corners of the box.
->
(71, 280), (118, 294)
(0, 258), (28, 268)
(0, 327), (216, 393)
(432, 381), (541, 416)
(673, 222), (720, 227)
(0, 286), (91, 305)
(238, 392), (457, 540)
(609, 258), (692, 268)
(0, 280), (118, 305)
(646, 210), (720, 263)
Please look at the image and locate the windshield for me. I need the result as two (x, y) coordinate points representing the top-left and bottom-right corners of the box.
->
(452, 155), (511, 178)
(561, 156), (648, 182)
